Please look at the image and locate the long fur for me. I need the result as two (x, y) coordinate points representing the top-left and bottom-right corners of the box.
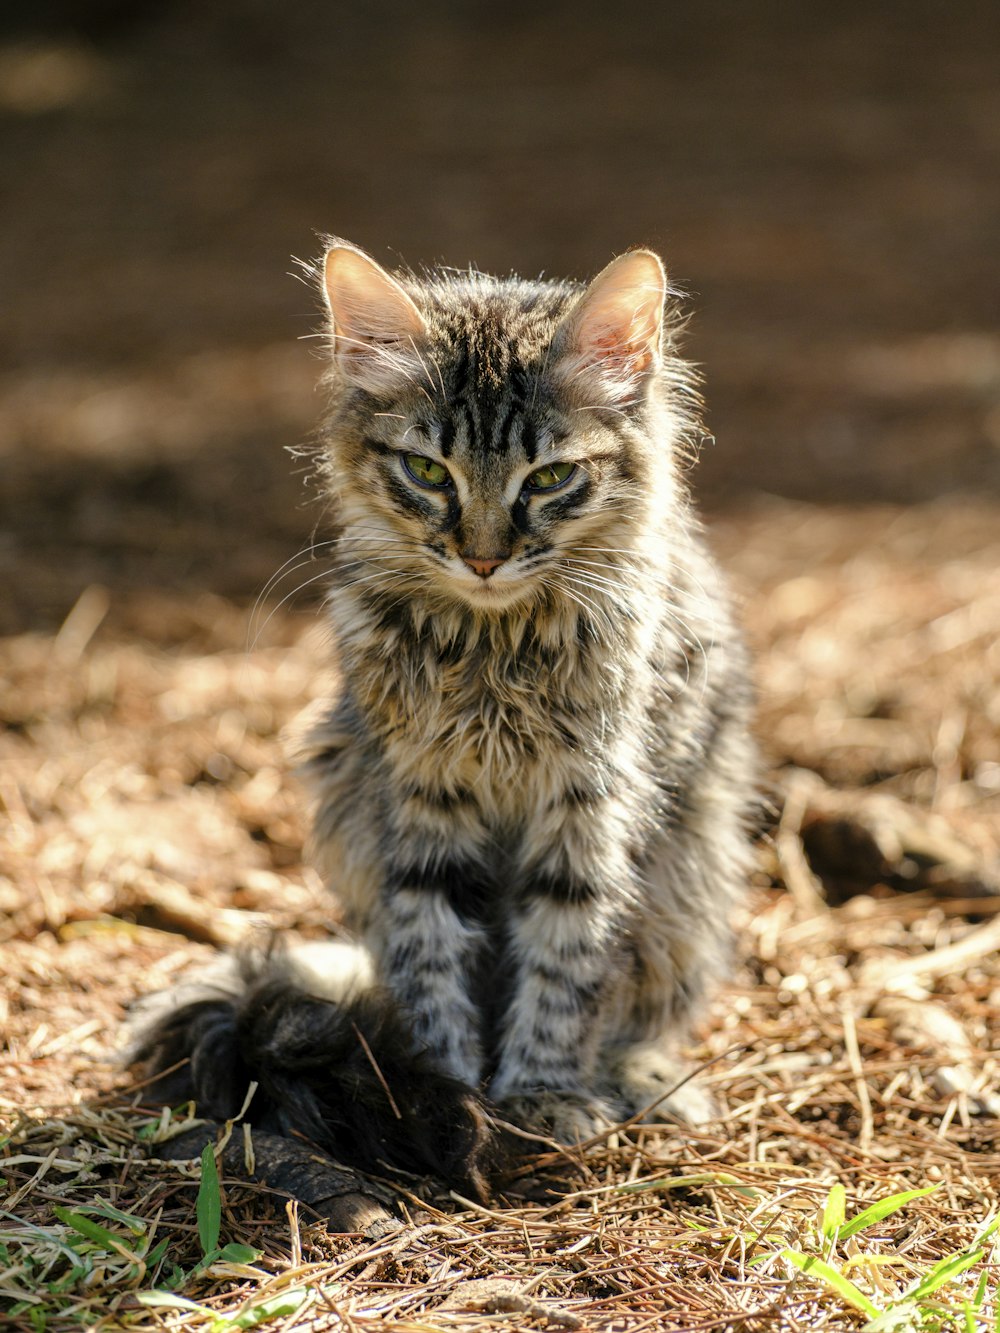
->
(129, 950), (498, 1201)
(129, 242), (757, 1188)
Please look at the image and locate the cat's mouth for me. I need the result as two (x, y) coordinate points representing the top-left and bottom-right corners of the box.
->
(444, 562), (538, 611)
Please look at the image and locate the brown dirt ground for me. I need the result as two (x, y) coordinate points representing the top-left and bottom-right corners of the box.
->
(1, 2), (999, 1329)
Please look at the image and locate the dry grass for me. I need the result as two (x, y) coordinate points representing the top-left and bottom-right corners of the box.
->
(2, 497), (999, 1331)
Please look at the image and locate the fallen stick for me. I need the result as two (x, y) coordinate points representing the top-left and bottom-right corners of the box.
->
(153, 1124), (400, 1239)
(862, 912), (1000, 990)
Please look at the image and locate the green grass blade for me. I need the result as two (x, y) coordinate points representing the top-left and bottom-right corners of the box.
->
(822, 1184), (847, 1241)
(51, 1207), (135, 1258)
(781, 1249), (880, 1318)
(230, 1287), (309, 1328)
(971, 1268), (989, 1313)
(197, 1142), (222, 1258)
(218, 1242), (263, 1264)
(618, 1171), (761, 1199)
(906, 1248), (984, 1300)
(840, 1186), (939, 1238)
(87, 1201), (149, 1236)
(134, 1291), (217, 1315)
(189, 1240), (263, 1279)
(145, 1236), (171, 1272)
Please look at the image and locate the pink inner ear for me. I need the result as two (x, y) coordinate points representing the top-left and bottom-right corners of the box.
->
(586, 322), (656, 382)
(594, 328), (652, 370)
(566, 254), (665, 396)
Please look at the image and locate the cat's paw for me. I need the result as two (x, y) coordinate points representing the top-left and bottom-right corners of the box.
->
(498, 1090), (616, 1145)
(601, 1044), (717, 1125)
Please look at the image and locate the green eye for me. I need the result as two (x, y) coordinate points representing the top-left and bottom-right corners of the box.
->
(402, 453), (451, 488)
(524, 461), (576, 492)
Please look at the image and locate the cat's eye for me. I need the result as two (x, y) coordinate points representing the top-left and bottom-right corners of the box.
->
(523, 461), (576, 493)
(402, 453), (451, 489)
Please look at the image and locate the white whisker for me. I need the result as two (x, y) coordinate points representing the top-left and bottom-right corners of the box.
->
(249, 565), (342, 651)
(548, 575), (617, 643)
(248, 541), (347, 652)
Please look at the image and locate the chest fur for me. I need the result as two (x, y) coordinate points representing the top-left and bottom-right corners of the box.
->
(349, 607), (630, 812)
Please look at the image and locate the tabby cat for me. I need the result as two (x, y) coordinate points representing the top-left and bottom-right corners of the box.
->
(132, 241), (756, 1197)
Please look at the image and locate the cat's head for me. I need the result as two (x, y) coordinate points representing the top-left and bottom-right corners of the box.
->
(318, 241), (687, 614)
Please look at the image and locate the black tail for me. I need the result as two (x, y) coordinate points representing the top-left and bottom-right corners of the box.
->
(130, 960), (499, 1202)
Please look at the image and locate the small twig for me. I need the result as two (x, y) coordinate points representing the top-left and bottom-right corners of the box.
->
(840, 1003), (874, 1151)
(775, 771), (828, 917)
(53, 583), (110, 664)
(4, 1147), (60, 1211)
(571, 1043), (748, 1152)
(110, 1056), (193, 1102)
(476, 1292), (583, 1328)
(351, 1022), (402, 1119)
(868, 913), (1000, 990)
(491, 1116), (593, 1177)
(285, 1198), (301, 1267)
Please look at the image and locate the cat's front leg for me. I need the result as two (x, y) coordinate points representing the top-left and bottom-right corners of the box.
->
(490, 804), (629, 1140)
(375, 863), (488, 1088)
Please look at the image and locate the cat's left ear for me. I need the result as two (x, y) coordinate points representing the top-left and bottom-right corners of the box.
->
(553, 249), (666, 406)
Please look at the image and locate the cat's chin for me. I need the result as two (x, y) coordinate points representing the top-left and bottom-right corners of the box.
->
(447, 575), (537, 614)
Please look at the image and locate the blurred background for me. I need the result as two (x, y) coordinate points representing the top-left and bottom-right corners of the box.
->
(2, 4), (999, 1195)
(2, 0), (999, 635)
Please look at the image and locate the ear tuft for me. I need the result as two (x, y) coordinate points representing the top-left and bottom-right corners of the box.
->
(554, 250), (666, 406)
(323, 242), (428, 390)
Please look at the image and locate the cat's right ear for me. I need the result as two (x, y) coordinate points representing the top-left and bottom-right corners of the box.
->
(323, 243), (428, 391)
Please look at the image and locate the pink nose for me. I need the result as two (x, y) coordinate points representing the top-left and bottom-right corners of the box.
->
(463, 555), (506, 578)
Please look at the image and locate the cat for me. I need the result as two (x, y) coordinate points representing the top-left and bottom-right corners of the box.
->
(130, 241), (757, 1200)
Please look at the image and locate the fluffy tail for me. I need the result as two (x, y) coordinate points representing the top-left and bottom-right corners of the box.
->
(127, 945), (499, 1202)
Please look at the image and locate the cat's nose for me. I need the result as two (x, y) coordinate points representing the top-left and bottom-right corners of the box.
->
(463, 554), (506, 578)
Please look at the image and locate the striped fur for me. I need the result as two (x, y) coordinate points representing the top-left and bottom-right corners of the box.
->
(129, 245), (756, 1166)
(299, 243), (757, 1138)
